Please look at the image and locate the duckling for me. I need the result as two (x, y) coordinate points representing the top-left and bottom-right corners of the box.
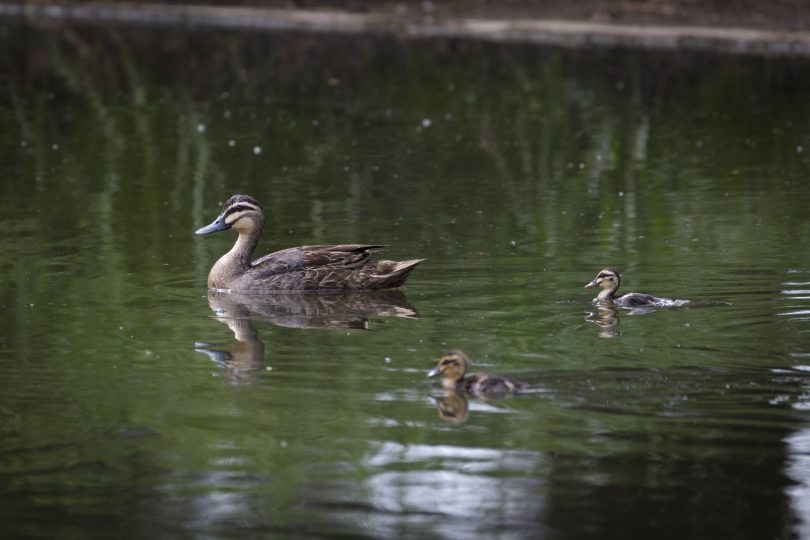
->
(427, 350), (528, 396)
(195, 194), (424, 291)
(584, 268), (689, 308)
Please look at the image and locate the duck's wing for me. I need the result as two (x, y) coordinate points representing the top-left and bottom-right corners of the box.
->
(246, 245), (422, 290)
(251, 258), (423, 290)
(251, 244), (386, 275)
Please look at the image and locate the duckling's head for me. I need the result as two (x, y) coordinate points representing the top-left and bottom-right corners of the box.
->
(585, 268), (622, 299)
(195, 194), (264, 236)
(427, 350), (470, 385)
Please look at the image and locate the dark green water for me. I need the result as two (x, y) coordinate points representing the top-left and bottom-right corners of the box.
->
(2, 23), (810, 539)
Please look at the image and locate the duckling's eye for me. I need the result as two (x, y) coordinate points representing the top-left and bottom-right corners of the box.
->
(441, 359), (459, 367)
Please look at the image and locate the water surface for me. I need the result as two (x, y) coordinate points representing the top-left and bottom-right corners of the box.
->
(1, 24), (810, 539)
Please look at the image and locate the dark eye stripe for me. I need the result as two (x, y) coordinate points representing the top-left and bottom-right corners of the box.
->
(227, 204), (257, 215)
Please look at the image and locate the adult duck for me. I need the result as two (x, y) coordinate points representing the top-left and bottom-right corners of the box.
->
(196, 194), (423, 291)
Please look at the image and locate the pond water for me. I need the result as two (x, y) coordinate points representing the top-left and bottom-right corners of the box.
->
(2, 23), (810, 539)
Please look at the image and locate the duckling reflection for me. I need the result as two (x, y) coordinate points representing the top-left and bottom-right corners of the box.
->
(584, 268), (689, 308)
(427, 350), (529, 396)
(585, 305), (622, 338)
(431, 390), (469, 424)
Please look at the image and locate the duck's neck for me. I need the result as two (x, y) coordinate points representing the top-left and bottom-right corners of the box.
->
(208, 230), (260, 289)
(597, 288), (617, 302)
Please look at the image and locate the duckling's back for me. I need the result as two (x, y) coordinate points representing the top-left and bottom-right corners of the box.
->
(463, 373), (527, 395)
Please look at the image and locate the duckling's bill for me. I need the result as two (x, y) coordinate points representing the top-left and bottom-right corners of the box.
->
(427, 365), (442, 378)
(584, 278), (599, 289)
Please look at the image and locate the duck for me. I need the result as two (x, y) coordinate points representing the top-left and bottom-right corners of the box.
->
(427, 350), (528, 396)
(584, 268), (689, 308)
(195, 194), (424, 291)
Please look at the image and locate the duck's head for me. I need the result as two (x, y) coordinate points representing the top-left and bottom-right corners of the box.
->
(427, 350), (470, 383)
(585, 268), (621, 295)
(195, 194), (264, 236)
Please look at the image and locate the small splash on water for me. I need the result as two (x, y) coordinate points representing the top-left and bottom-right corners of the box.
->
(655, 298), (690, 308)
(793, 399), (810, 411)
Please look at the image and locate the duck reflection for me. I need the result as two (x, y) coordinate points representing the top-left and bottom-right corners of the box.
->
(195, 292), (266, 381)
(431, 390), (469, 424)
(429, 388), (532, 425)
(196, 289), (419, 380)
(585, 305), (622, 338)
(207, 289), (417, 330)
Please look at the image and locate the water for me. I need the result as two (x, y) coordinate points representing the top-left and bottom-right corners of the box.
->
(2, 23), (810, 539)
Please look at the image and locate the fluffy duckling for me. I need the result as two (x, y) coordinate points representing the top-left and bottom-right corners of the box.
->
(584, 268), (689, 308)
(427, 350), (527, 396)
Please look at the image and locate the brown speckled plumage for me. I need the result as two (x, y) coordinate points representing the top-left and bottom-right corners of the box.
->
(196, 195), (423, 291)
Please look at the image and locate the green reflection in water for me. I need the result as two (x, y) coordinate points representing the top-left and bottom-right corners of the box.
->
(1, 24), (810, 539)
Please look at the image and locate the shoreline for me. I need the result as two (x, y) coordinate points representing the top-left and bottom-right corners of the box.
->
(3, 2), (810, 56)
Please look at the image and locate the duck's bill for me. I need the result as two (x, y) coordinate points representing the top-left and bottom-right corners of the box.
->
(584, 279), (599, 289)
(195, 214), (230, 235)
(427, 366), (442, 378)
